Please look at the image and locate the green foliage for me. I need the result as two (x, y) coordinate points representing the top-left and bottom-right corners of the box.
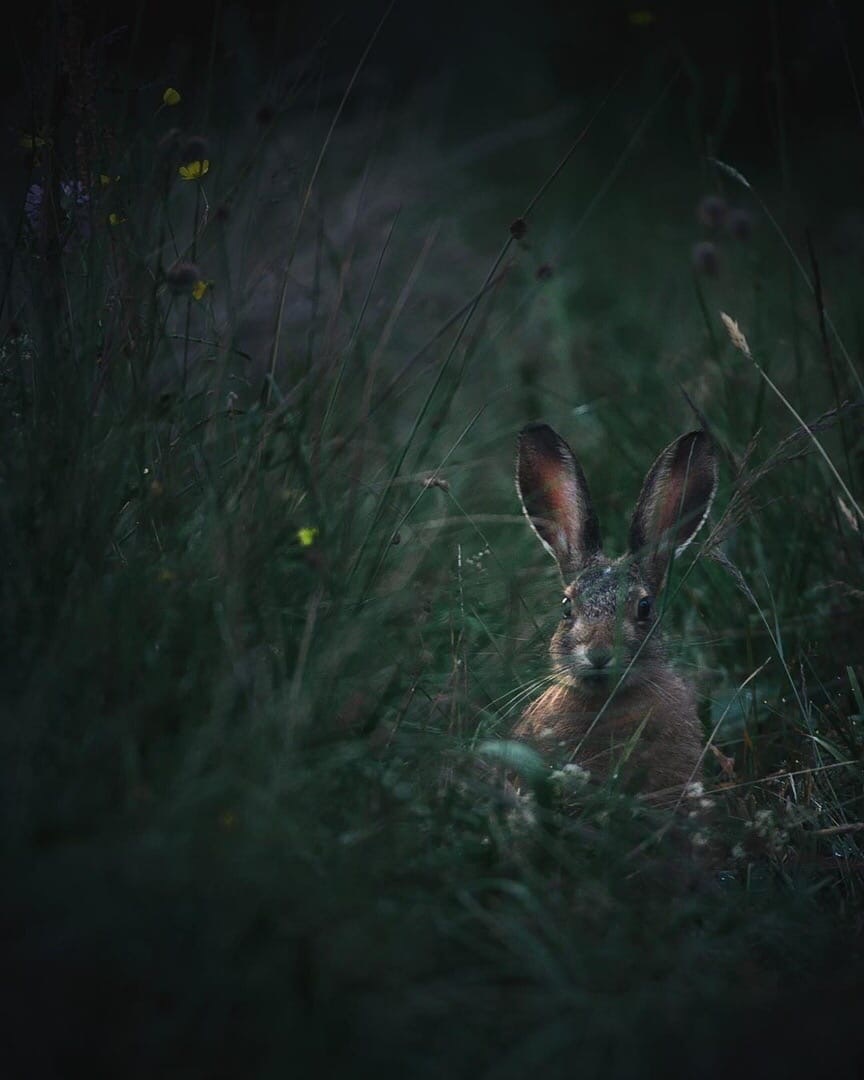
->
(1, 10), (863, 1077)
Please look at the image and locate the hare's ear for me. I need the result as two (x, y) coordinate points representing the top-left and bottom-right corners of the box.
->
(516, 423), (601, 580)
(628, 430), (718, 590)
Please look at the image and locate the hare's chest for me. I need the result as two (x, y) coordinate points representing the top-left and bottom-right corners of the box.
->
(518, 689), (679, 780)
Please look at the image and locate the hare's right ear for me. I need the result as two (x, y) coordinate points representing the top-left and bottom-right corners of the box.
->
(516, 423), (601, 580)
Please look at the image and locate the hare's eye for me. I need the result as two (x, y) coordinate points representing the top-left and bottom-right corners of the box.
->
(636, 596), (653, 621)
(561, 596), (573, 620)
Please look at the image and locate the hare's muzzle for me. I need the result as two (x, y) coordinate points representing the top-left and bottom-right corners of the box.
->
(586, 646), (613, 671)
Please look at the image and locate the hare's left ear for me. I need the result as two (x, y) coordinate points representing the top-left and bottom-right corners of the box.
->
(628, 431), (718, 591)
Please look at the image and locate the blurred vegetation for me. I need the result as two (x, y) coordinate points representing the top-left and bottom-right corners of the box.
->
(1, 5), (863, 1077)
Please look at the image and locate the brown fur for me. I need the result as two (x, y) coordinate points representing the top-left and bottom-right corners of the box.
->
(514, 669), (703, 798)
(514, 424), (718, 801)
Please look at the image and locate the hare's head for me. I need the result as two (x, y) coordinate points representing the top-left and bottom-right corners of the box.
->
(516, 423), (717, 692)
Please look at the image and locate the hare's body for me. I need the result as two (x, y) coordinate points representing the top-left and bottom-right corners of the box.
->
(515, 667), (703, 794)
(514, 423), (718, 798)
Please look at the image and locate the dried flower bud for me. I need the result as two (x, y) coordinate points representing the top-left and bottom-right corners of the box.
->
(165, 260), (202, 294)
(696, 194), (728, 230)
(509, 218), (528, 240)
(726, 208), (754, 241)
(691, 240), (719, 276)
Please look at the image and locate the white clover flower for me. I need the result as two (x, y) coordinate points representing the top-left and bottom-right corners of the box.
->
(550, 762), (591, 793)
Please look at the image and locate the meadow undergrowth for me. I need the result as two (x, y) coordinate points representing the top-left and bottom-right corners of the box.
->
(1, 8), (863, 1077)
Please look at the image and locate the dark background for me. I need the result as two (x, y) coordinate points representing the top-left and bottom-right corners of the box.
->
(5, 0), (864, 157)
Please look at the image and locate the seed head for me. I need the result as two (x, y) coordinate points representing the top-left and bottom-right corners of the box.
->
(692, 240), (719, 276)
(696, 194), (728, 230)
(720, 311), (752, 358)
(165, 260), (202, 294)
(726, 207), (754, 241)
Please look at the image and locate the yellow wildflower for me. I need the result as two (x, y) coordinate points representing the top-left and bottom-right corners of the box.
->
(297, 527), (318, 548)
(19, 132), (52, 150)
(628, 11), (656, 25)
(108, 212), (126, 226)
(191, 280), (209, 301)
(163, 87), (182, 106)
(178, 159), (210, 180)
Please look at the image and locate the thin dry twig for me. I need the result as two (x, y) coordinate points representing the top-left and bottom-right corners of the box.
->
(720, 310), (864, 524)
(811, 822), (864, 837)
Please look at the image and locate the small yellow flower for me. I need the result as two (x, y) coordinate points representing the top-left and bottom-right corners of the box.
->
(628, 10), (656, 25)
(191, 279), (209, 301)
(99, 173), (119, 186)
(297, 526), (318, 547)
(157, 568), (176, 583)
(19, 132), (52, 150)
(178, 159), (210, 180)
(163, 87), (182, 106)
(108, 212), (126, 226)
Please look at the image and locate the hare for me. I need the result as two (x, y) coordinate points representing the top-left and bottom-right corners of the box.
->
(513, 423), (718, 800)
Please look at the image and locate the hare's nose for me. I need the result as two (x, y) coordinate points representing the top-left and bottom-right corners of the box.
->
(587, 647), (612, 669)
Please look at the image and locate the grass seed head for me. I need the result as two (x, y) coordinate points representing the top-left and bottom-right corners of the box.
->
(720, 311), (752, 358)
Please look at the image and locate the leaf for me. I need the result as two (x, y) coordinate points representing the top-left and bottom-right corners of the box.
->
(476, 739), (549, 795)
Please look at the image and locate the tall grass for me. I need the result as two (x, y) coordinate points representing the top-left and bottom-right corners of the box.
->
(1, 9), (863, 1077)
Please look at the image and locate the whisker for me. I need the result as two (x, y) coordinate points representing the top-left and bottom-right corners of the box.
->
(489, 673), (559, 717)
(497, 675), (560, 718)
